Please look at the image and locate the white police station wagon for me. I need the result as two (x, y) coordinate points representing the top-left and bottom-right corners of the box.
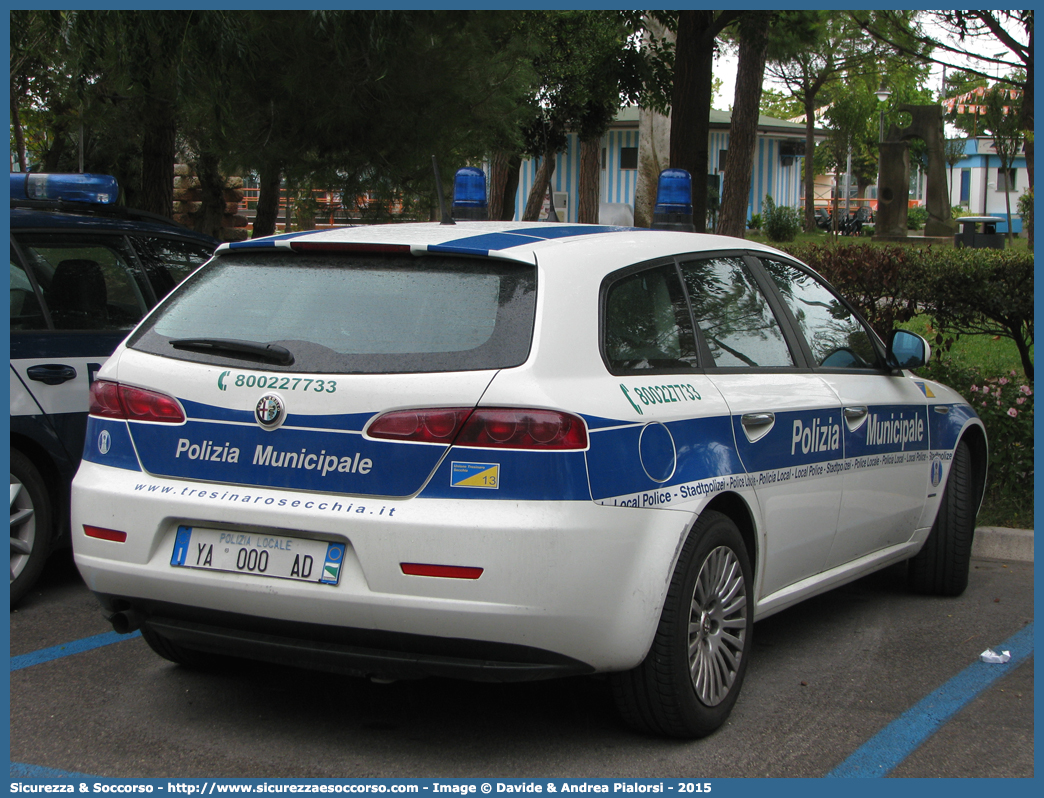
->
(71, 170), (986, 738)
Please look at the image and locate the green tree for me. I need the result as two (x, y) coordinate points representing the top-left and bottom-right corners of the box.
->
(978, 87), (1025, 243)
(944, 69), (989, 137)
(516, 12), (672, 222)
(765, 13), (885, 231)
(853, 11), (1032, 189)
(758, 88), (802, 121)
(718, 11), (817, 238)
(62, 11), (238, 217)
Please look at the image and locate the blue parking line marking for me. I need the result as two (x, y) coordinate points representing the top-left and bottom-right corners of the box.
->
(10, 762), (97, 779)
(10, 630), (142, 672)
(827, 623), (1034, 777)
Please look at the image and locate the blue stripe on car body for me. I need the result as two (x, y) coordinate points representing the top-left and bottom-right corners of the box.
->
(81, 399), (956, 506)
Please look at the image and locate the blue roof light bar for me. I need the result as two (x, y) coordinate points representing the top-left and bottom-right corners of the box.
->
(10, 173), (120, 205)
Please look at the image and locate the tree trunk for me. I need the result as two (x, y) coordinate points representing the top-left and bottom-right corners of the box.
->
(1020, 22), (1033, 191)
(577, 136), (601, 224)
(194, 151), (228, 240)
(717, 13), (771, 238)
(1019, 23), (1033, 251)
(252, 164), (283, 238)
(487, 151), (511, 222)
(670, 11), (742, 233)
(670, 12), (715, 233)
(41, 100), (72, 173)
(522, 150), (556, 221)
(802, 96), (818, 232)
(488, 151), (522, 222)
(139, 97), (176, 218)
(500, 154), (522, 221)
(11, 79), (27, 172)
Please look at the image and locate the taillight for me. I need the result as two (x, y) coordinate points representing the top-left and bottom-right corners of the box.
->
(458, 409), (588, 449)
(367, 408), (473, 443)
(368, 408), (587, 450)
(89, 380), (185, 423)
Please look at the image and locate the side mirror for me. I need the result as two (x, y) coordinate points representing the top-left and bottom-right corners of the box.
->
(888, 329), (931, 370)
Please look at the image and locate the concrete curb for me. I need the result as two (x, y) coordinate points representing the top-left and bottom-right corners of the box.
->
(973, 527), (1034, 562)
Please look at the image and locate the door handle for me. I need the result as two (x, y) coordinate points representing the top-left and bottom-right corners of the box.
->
(741, 412), (775, 427)
(26, 364), (77, 385)
(844, 405), (868, 431)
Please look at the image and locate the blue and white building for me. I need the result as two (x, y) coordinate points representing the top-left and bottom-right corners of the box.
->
(513, 106), (817, 224)
(946, 136), (1030, 234)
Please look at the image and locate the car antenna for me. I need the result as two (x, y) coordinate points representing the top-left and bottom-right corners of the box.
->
(432, 156), (455, 226)
(545, 183), (560, 222)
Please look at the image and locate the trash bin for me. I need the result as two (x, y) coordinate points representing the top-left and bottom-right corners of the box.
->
(954, 216), (1005, 249)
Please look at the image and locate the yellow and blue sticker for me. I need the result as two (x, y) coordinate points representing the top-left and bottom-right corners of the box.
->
(451, 461), (500, 489)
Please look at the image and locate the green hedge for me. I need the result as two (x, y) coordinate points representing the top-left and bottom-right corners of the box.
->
(779, 243), (1034, 381)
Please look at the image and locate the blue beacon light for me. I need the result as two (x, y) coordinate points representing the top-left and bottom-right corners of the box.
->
(451, 167), (488, 220)
(652, 169), (694, 232)
(10, 173), (119, 205)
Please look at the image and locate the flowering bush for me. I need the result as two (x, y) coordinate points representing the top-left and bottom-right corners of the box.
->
(923, 357), (1034, 517)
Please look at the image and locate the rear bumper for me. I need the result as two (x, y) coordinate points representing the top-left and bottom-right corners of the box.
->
(73, 461), (694, 674)
(99, 594), (592, 682)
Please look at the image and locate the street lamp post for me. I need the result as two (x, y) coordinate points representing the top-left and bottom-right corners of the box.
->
(875, 81), (892, 143)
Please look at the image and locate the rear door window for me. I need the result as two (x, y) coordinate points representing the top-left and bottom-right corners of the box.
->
(603, 263), (698, 372)
(16, 235), (150, 330)
(129, 252), (537, 374)
(127, 234), (214, 300)
(679, 257), (795, 368)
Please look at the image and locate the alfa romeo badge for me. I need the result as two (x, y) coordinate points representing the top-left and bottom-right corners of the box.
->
(255, 393), (285, 430)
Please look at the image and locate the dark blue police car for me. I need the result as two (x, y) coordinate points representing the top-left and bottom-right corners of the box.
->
(10, 173), (217, 603)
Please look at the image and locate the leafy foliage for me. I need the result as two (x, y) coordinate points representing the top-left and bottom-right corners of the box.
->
(761, 195), (800, 242)
(907, 205), (929, 230)
(1017, 189), (1033, 251)
(782, 243), (1034, 382)
(780, 243), (917, 340)
(921, 358), (1033, 517)
(915, 247), (1034, 380)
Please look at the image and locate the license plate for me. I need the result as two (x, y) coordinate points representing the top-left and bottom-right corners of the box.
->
(171, 526), (344, 585)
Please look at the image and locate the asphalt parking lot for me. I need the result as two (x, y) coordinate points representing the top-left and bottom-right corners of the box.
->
(10, 544), (1033, 779)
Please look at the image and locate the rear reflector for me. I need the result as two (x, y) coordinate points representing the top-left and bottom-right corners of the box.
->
(84, 526), (127, 543)
(400, 563), (483, 579)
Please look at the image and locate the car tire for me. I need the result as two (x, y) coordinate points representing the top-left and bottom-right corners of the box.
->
(907, 439), (976, 597)
(612, 510), (753, 738)
(10, 449), (53, 605)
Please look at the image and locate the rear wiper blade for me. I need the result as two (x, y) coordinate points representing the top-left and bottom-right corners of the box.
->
(169, 337), (295, 366)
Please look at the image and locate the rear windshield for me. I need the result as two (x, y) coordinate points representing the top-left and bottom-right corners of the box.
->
(129, 251), (537, 373)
